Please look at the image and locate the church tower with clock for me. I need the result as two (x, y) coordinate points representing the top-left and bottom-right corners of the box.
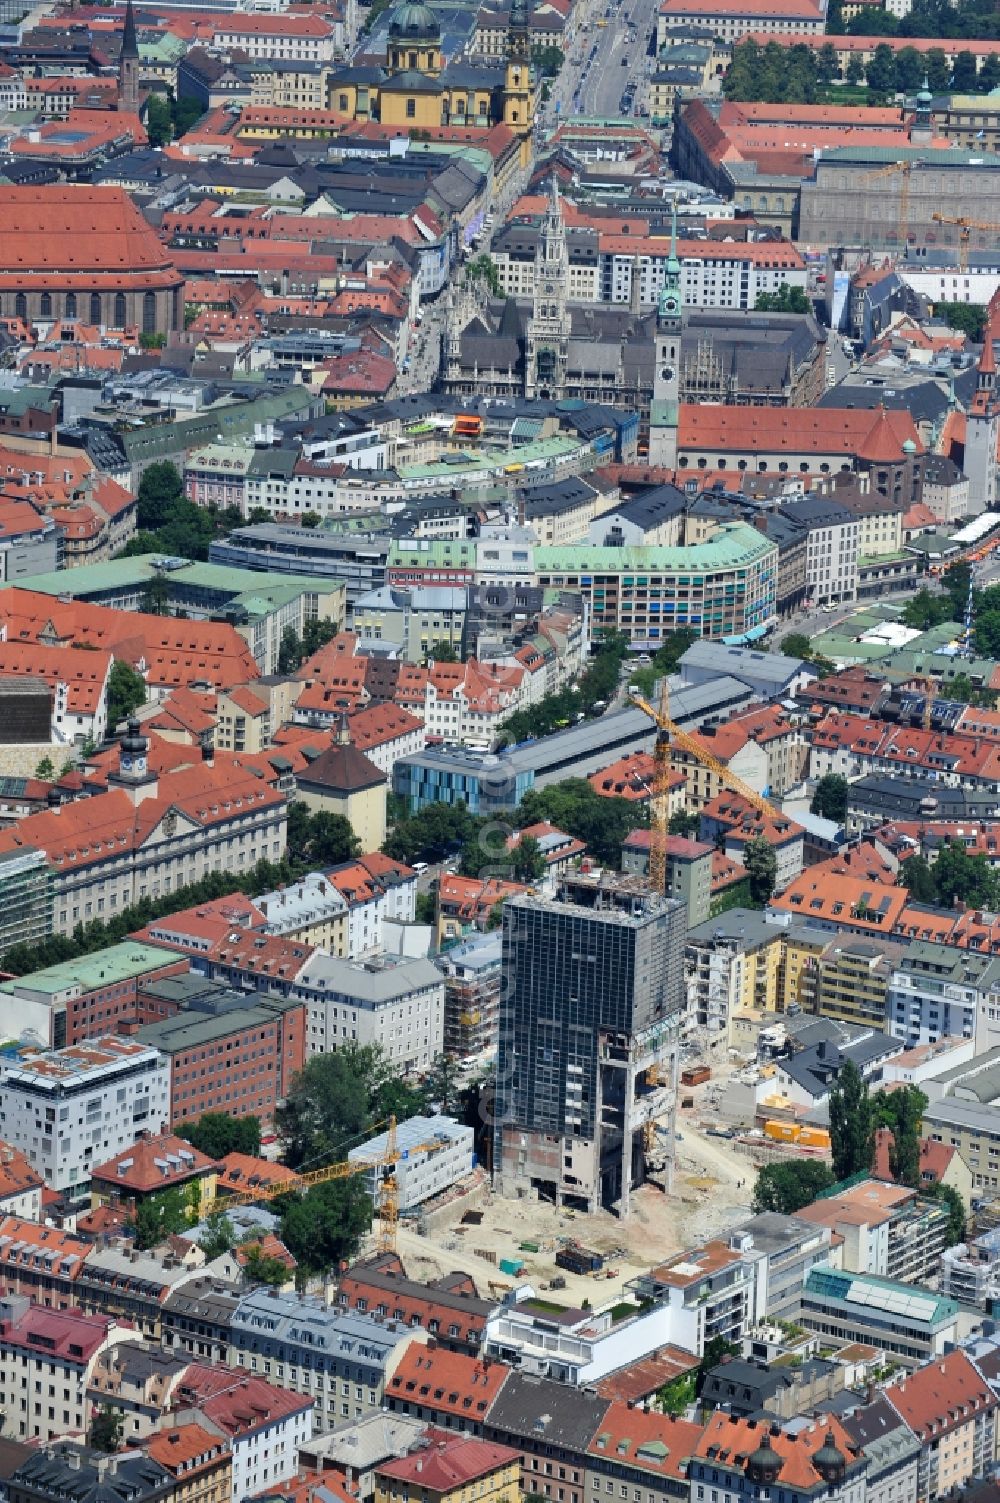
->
(648, 205), (684, 468)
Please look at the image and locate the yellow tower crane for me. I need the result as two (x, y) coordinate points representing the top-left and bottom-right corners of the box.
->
(862, 160), (915, 249)
(631, 682), (781, 898)
(201, 1116), (448, 1255)
(930, 212), (1000, 272)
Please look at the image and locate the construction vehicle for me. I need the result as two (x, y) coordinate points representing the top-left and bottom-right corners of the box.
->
(203, 1116), (448, 1255)
(630, 681), (781, 895)
(931, 212), (1000, 272)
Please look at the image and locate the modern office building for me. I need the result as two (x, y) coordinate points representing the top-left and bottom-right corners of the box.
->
(494, 871), (685, 1215)
(887, 942), (1000, 1048)
(800, 1264), (958, 1367)
(0, 1037), (170, 1199)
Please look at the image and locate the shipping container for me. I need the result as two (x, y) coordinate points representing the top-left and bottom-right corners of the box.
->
(681, 1066), (712, 1086)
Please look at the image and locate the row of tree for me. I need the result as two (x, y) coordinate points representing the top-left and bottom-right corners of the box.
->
(836, 0), (1000, 43)
(752, 1061), (965, 1243)
(498, 632), (632, 747)
(724, 36), (1000, 104)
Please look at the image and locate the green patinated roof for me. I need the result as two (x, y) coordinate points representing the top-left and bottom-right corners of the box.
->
(0, 941), (179, 1001)
(536, 524), (776, 572)
(4, 555), (343, 611)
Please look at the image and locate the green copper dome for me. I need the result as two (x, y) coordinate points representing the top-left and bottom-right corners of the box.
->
(389, 2), (440, 39)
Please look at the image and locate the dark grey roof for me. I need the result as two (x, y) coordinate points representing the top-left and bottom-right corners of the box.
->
(779, 495), (855, 530)
(11, 1443), (172, 1503)
(485, 1371), (609, 1447)
(593, 484), (686, 531)
(817, 379), (949, 425)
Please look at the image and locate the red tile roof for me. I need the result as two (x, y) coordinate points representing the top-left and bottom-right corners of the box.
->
(0, 186), (179, 292)
(677, 405), (922, 458)
(144, 1422), (230, 1478)
(175, 1363), (313, 1435)
(377, 1431), (520, 1491)
(587, 1403), (702, 1479)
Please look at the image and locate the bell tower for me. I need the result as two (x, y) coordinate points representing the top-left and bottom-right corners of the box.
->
(648, 204), (684, 468)
(119, 0), (141, 115)
(524, 177), (570, 401)
(504, 0), (534, 165)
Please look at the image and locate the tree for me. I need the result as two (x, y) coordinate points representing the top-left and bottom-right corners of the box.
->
(302, 618), (338, 658)
(656, 1370), (698, 1415)
(107, 660), (147, 728)
(199, 1209), (235, 1261)
(279, 1176), (372, 1279)
(466, 254), (500, 296)
(668, 809), (700, 837)
(874, 1083), (927, 1188)
(415, 890), (436, 925)
(866, 42), (897, 93)
(894, 44), (924, 90)
(752, 1160), (836, 1213)
(384, 802), (478, 866)
(516, 779), (646, 866)
(510, 834), (546, 884)
(308, 811), (361, 868)
(901, 852), (937, 904)
(931, 840), (1000, 909)
(828, 1058), (875, 1181)
(301, 511), (321, 529)
(276, 1045), (387, 1170)
(137, 461), (185, 531)
(924, 47), (950, 89)
(141, 574), (171, 615)
(981, 55), (1000, 91)
(927, 1181), (966, 1246)
(177, 1112), (261, 1160)
(755, 284), (810, 314)
(845, 53), (864, 84)
(531, 42), (564, 76)
(935, 301), (987, 342)
(89, 1405), (124, 1453)
(816, 41), (839, 82)
(172, 96), (204, 137)
(34, 754), (54, 780)
(744, 836), (777, 906)
(426, 640), (460, 664)
(278, 626), (303, 674)
(425, 1052), (458, 1113)
(133, 1184), (195, 1249)
(781, 632), (812, 659)
(810, 774), (848, 824)
(241, 1241), (289, 1287)
(952, 49), (978, 91)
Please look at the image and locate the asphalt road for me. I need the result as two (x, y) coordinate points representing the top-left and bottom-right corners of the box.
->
(539, 0), (660, 128)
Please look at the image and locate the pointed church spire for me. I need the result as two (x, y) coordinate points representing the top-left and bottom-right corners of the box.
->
(667, 199), (680, 274)
(122, 0), (139, 59)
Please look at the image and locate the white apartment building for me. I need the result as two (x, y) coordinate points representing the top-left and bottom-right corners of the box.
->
(348, 1115), (473, 1212)
(0, 1038), (170, 1197)
(294, 954), (444, 1071)
(0, 1294), (143, 1442)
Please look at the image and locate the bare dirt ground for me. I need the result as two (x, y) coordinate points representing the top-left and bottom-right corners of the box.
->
(392, 1102), (755, 1310)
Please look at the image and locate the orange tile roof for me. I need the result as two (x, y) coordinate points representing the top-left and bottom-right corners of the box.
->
(886, 1350), (995, 1438)
(218, 1154), (303, 1194)
(91, 1133), (218, 1196)
(693, 1414), (863, 1492)
(233, 1232), (296, 1272)
(587, 1404), (702, 1479)
(0, 1214), (91, 1277)
(588, 750), (656, 800)
(711, 849), (749, 893)
(702, 792), (805, 847)
(144, 1422), (230, 1477)
(438, 873), (528, 919)
(0, 639), (111, 715)
(386, 1346), (511, 1419)
(0, 1144), (43, 1201)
